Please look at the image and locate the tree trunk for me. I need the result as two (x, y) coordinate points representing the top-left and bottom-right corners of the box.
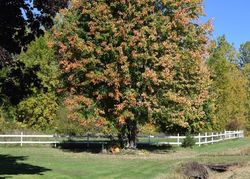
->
(124, 119), (138, 149)
(118, 119), (138, 149)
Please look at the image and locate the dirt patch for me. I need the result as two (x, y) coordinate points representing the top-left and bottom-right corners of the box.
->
(209, 163), (250, 179)
(181, 162), (244, 179)
(182, 162), (209, 179)
(206, 163), (237, 172)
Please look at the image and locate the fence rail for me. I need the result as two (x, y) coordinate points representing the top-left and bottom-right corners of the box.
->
(151, 130), (244, 146)
(0, 132), (58, 147)
(0, 130), (244, 147)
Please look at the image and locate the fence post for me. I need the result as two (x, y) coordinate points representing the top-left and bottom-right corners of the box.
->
(198, 133), (201, 147)
(54, 133), (57, 148)
(216, 132), (218, 143)
(177, 133), (180, 146)
(148, 135), (151, 143)
(102, 143), (104, 152)
(211, 132), (214, 144)
(20, 132), (23, 147)
(205, 132), (207, 144)
(87, 134), (90, 148)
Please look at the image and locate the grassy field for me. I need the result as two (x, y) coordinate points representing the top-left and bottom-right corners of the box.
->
(1, 138), (250, 179)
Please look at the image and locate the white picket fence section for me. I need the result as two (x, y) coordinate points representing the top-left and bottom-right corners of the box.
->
(146, 130), (244, 146)
(0, 132), (59, 147)
(0, 130), (244, 147)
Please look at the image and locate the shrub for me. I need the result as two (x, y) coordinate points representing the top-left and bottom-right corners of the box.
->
(182, 134), (196, 148)
(0, 114), (27, 133)
(16, 93), (58, 131)
(226, 120), (241, 130)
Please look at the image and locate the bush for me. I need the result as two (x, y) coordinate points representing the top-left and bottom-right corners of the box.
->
(226, 120), (241, 130)
(16, 93), (58, 131)
(182, 134), (196, 148)
(0, 116), (27, 133)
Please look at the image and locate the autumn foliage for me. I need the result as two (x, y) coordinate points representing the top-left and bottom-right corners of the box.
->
(50, 0), (213, 147)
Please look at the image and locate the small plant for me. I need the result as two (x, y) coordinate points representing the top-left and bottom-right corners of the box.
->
(182, 134), (196, 148)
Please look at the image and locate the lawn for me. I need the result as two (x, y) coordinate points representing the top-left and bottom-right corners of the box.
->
(1, 138), (250, 179)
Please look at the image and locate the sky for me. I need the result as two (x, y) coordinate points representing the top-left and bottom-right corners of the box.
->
(203, 0), (250, 49)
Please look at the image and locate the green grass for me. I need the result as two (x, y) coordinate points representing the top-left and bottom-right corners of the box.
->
(1, 138), (250, 178)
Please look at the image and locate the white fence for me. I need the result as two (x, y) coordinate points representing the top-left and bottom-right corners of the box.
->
(0, 132), (59, 147)
(143, 130), (244, 146)
(0, 130), (244, 147)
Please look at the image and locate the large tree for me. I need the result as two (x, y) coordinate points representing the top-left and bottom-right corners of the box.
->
(52, 0), (212, 147)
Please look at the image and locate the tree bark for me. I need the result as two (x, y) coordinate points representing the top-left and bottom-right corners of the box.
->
(118, 119), (138, 149)
(124, 119), (138, 149)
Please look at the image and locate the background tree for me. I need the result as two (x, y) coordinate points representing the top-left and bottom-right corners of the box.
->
(242, 65), (250, 133)
(0, 1), (27, 53)
(207, 36), (248, 130)
(240, 41), (250, 133)
(0, 47), (13, 68)
(0, 1), (67, 130)
(240, 41), (250, 66)
(0, 46), (42, 107)
(15, 35), (59, 131)
(0, 46), (44, 126)
(0, 0), (68, 54)
(52, 0), (212, 147)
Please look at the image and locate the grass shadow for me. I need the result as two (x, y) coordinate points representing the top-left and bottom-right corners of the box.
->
(56, 139), (108, 153)
(57, 139), (175, 154)
(136, 143), (175, 153)
(0, 154), (51, 178)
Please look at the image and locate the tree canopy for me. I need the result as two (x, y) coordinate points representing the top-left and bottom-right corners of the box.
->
(51, 0), (212, 147)
(240, 41), (250, 66)
(207, 36), (248, 130)
(0, 0), (67, 54)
